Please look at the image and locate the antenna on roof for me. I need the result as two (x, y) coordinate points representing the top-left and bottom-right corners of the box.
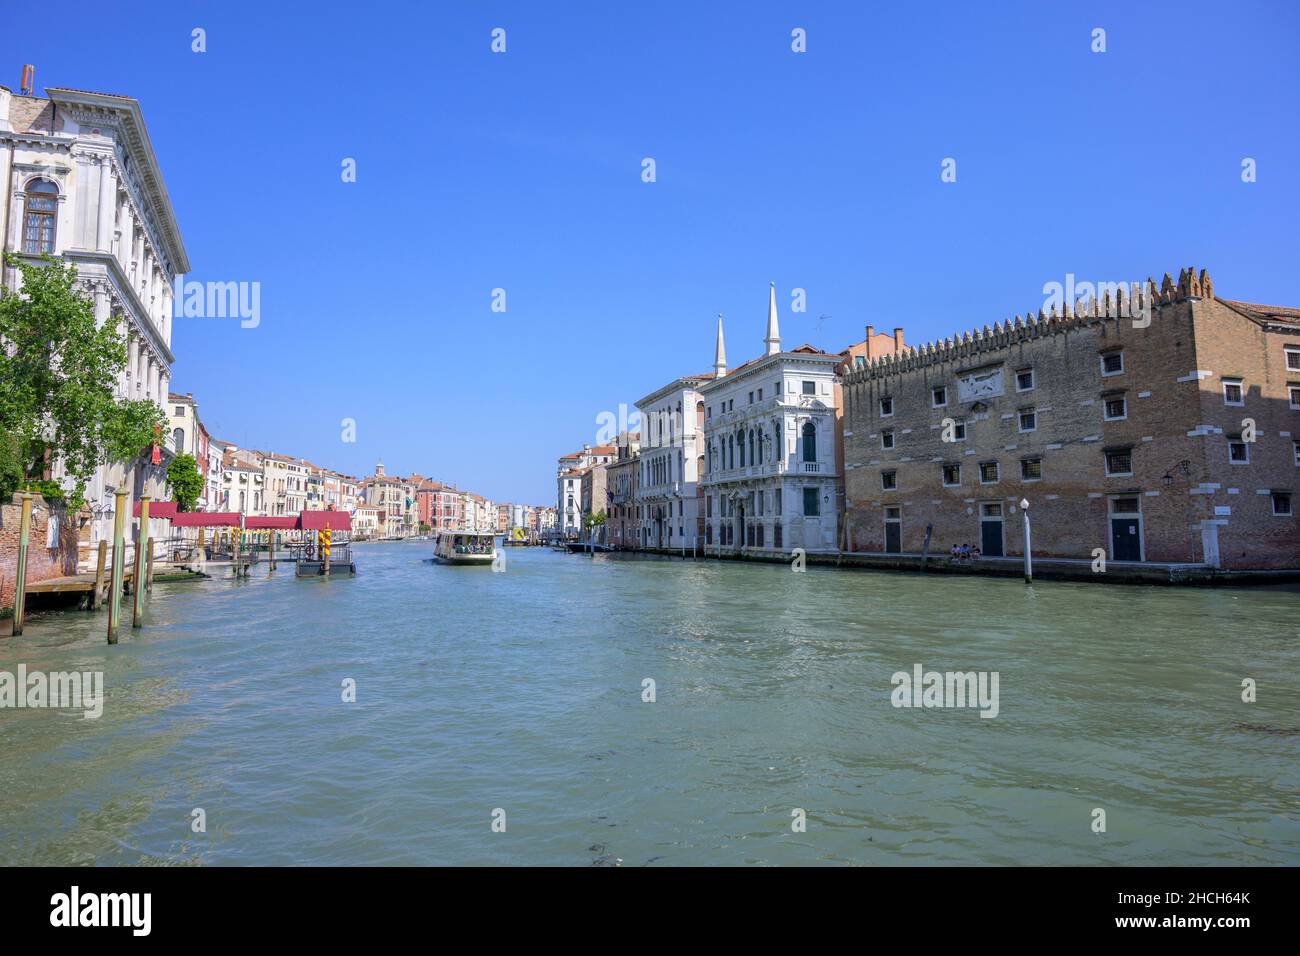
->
(19, 64), (35, 97)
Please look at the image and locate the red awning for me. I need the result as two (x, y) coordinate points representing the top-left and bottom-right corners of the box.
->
(299, 510), (352, 532)
(133, 500), (179, 518)
(246, 516), (298, 530)
(171, 512), (242, 528)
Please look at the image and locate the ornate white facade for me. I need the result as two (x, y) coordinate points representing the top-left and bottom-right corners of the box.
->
(699, 286), (841, 554)
(634, 377), (709, 550)
(1, 85), (190, 551)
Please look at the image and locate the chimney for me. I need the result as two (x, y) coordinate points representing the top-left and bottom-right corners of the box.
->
(893, 327), (904, 351)
(19, 64), (34, 97)
(865, 325), (875, 359)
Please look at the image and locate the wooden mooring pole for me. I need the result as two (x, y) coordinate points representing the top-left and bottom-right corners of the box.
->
(146, 536), (155, 592)
(92, 539), (107, 610)
(132, 495), (150, 627)
(12, 491), (34, 635)
(107, 488), (127, 644)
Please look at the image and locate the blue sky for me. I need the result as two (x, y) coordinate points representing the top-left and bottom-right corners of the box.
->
(7, 0), (1298, 505)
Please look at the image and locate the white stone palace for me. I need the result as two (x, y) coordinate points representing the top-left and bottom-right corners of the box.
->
(1, 83), (189, 552)
(699, 285), (842, 554)
(634, 376), (709, 550)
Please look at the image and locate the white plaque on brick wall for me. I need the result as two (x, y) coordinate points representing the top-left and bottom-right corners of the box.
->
(957, 368), (1004, 402)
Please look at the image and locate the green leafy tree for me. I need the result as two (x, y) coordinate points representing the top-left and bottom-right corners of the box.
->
(583, 510), (606, 528)
(0, 254), (165, 509)
(167, 453), (204, 511)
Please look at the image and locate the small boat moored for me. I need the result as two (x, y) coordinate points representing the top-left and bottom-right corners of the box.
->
(433, 530), (499, 565)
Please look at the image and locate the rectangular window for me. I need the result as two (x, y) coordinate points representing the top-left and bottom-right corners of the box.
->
(1101, 350), (1124, 376)
(881, 470), (897, 490)
(776, 380), (782, 394)
(757, 388), (763, 401)
(774, 524), (783, 548)
(932, 386), (947, 408)
(802, 380), (816, 395)
(1105, 448), (1133, 476)
(952, 420), (967, 441)
(1287, 347), (1300, 371)
(748, 391), (754, 404)
(775, 488), (782, 514)
(1289, 385), (1300, 409)
(1104, 395), (1127, 420)
(1294, 440), (1300, 467)
(1018, 408), (1036, 432)
(1021, 457), (1042, 480)
(942, 464), (961, 487)
(1228, 438), (1249, 464)
(880, 396), (894, 417)
(881, 429), (895, 450)
(1273, 492), (1292, 516)
(979, 461), (999, 484)
(803, 487), (820, 516)
(1016, 368), (1034, 392)
(1111, 496), (1140, 515)
(1222, 379), (1244, 406)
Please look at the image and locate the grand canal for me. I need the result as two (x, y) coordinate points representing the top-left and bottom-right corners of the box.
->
(1, 541), (1296, 866)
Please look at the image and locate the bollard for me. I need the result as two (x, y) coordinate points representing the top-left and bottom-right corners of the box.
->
(323, 525), (331, 575)
(133, 495), (149, 628)
(12, 492), (34, 635)
(108, 488), (127, 644)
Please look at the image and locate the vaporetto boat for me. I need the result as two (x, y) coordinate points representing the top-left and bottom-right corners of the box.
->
(433, 530), (499, 565)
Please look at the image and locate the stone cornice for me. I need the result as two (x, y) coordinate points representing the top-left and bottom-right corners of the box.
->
(45, 88), (190, 274)
(699, 351), (840, 393)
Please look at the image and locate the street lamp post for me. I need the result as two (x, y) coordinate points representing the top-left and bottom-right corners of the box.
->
(1020, 498), (1032, 584)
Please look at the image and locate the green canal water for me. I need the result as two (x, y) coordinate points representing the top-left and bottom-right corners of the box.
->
(1, 541), (1296, 866)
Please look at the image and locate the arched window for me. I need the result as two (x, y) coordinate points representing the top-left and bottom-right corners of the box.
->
(22, 179), (58, 254)
(728, 435), (734, 469)
(173, 427), (185, 453)
(802, 422), (817, 462)
(748, 429), (755, 465)
(737, 429), (745, 467)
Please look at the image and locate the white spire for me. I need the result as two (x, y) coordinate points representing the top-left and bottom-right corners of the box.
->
(764, 281), (781, 356)
(713, 313), (727, 377)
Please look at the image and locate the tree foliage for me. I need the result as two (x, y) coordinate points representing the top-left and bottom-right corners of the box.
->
(0, 254), (165, 509)
(167, 453), (204, 512)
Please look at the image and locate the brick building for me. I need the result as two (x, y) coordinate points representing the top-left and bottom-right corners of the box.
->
(841, 267), (1299, 569)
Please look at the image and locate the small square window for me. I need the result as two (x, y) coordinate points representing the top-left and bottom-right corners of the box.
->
(979, 461), (999, 483)
(1273, 492), (1292, 516)
(1287, 347), (1300, 371)
(951, 420), (967, 441)
(1021, 457), (1042, 480)
(942, 464), (961, 486)
(1223, 379), (1244, 406)
(880, 396), (894, 417)
(1101, 351), (1124, 376)
(881, 470), (897, 490)
(1016, 369), (1034, 391)
(932, 386), (947, 408)
(1105, 449), (1132, 476)
(1018, 408), (1036, 432)
(1104, 395), (1127, 420)
(881, 429), (895, 450)
(1290, 385), (1300, 409)
(1228, 439), (1249, 464)
(802, 380), (816, 395)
